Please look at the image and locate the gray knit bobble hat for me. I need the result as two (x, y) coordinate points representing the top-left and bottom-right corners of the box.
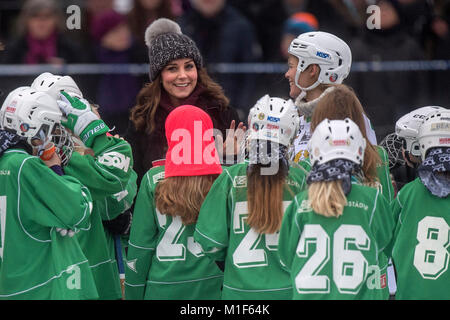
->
(145, 18), (203, 82)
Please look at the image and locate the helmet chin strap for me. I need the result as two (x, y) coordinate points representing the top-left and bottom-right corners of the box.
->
(294, 66), (321, 102)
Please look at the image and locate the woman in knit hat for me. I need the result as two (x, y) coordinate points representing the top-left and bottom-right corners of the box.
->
(126, 18), (243, 185)
(125, 105), (224, 300)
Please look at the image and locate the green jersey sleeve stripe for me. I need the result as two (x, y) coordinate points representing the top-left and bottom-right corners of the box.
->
(94, 161), (125, 190)
(124, 282), (146, 287)
(369, 187), (380, 226)
(147, 274), (223, 285)
(18, 157), (52, 243)
(72, 186), (91, 229)
(194, 228), (227, 247)
(0, 259), (89, 297)
(128, 241), (155, 250)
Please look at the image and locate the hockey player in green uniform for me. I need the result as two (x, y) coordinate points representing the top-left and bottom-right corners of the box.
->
(194, 95), (307, 300)
(31, 72), (137, 299)
(278, 118), (395, 300)
(390, 109), (450, 300)
(125, 105), (224, 300)
(0, 88), (98, 300)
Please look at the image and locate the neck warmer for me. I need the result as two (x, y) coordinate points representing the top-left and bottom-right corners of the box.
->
(247, 140), (288, 165)
(164, 104), (222, 178)
(0, 130), (23, 157)
(417, 147), (450, 198)
(307, 159), (361, 195)
(294, 86), (336, 118)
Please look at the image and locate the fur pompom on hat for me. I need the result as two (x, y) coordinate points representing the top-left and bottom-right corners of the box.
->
(145, 18), (203, 82)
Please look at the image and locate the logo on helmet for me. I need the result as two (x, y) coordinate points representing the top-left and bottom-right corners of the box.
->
(267, 116), (280, 123)
(258, 113), (265, 120)
(329, 73), (338, 82)
(331, 139), (348, 146)
(439, 138), (450, 144)
(20, 123), (30, 132)
(316, 51), (330, 59)
(252, 123), (259, 131)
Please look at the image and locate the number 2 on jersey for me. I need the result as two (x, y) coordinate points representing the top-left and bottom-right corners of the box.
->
(296, 224), (370, 294)
(232, 201), (291, 268)
(155, 208), (204, 261)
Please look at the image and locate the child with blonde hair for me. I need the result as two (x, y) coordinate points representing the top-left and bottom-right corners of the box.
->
(278, 118), (395, 299)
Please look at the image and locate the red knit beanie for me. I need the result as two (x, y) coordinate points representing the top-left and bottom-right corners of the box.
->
(164, 105), (222, 178)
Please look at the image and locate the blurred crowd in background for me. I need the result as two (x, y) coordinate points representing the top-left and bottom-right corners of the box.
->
(0, 0), (449, 140)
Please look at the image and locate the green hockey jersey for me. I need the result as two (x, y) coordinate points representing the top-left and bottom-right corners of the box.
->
(0, 149), (98, 299)
(65, 134), (135, 299)
(125, 165), (223, 300)
(93, 169), (138, 299)
(278, 183), (395, 300)
(390, 178), (450, 300)
(194, 161), (307, 300)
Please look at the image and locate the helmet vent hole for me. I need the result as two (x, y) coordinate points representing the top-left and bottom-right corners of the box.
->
(49, 82), (54, 87)
(280, 107), (284, 113)
(270, 104), (273, 111)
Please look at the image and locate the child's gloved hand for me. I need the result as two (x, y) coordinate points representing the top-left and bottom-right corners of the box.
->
(57, 91), (99, 137)
(57, 91), (109, 147)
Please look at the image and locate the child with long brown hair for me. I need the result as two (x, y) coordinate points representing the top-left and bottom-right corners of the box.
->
(193, 95), (308, 299)
(310, 84), (394, 202)
(125, 105), (224, 300)
(278, 118), (395, 300)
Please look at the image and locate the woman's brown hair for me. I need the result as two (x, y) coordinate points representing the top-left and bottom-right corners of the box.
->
(246, 160), (293, 234)
(130, 67), (230, 134)
(155, 174), (219, 225)
(311, 84), (381, 183)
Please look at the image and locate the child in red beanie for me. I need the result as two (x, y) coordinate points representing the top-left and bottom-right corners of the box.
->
(124, 105), (223, 300)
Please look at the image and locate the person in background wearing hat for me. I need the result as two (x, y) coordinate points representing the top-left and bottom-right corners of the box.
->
(90, 9), (146, 136)
(125, 18), (243, 185)
(280, 12), (318, 60)
(1, 0), (85, 65)
(124, 105), (224, 300)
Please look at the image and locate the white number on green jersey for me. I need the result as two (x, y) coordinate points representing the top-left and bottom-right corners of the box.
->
(413, 216), (449, 280)
(295, 224), (370, 294)
(0, 195), (6, 259)
(155, 208), (204, 261)
(232, 201), (291, 268)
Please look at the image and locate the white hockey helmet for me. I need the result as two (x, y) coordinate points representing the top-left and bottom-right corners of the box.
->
(288, 31), (352, 92)
(247, 94), (300, 147)
(308, 118), (366, 166)
(395, 106), (446, 157)
(417, 109), (450, 160)
(31, 72), (83, 99)
(1, 87), (73, 165)
(0, 86), (29, 129)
